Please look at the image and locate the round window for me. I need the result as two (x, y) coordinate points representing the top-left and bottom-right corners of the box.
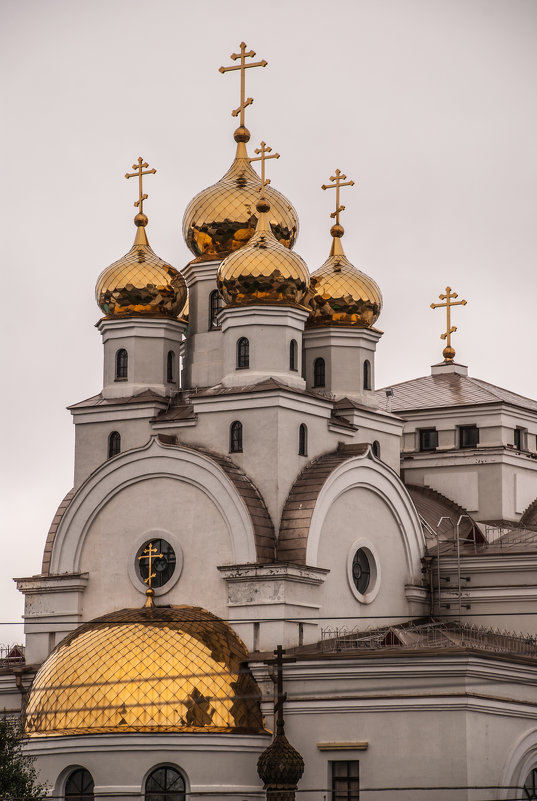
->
(136, 539), (176, 588)
(352, 549), (371, 594)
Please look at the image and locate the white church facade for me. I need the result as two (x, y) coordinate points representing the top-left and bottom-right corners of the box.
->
(3, 42), (537, 801)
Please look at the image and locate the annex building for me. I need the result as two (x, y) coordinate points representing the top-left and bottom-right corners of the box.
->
(2, 42), (537, 801)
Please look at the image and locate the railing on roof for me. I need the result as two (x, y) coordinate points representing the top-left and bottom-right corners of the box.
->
(320, 621), (537, 658)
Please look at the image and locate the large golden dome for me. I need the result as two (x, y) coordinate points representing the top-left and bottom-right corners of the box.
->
(96, 215), (187, 319)
(182, 139), (298, 260)
(217, 199), (310, 308)
(307, 233), (382, 327)
(24, 606), (265, 737)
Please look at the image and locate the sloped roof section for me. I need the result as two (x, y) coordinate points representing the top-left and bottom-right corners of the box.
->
(277, 444), (369, 564)
(406, 484), (481, 545)
(376, 372), (537, 414)
(42, 489), (76, 574)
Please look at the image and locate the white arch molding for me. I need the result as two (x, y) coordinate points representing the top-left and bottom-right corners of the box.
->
(305, 456), (425, 578)
(499, 727), (537, 799)
(49, 437), (258, 575)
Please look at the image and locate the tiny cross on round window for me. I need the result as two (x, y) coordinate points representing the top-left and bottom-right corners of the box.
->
(136, 539), (176, 589)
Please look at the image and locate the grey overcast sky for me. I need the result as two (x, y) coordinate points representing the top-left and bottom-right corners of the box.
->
(1, 0), (536, 641)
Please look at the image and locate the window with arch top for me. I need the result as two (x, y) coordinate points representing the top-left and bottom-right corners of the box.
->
(299, 423), (308, 456)
(145, 766), (186, 801)
(313, 357), (325, 387)
(167, 351), (176, 383)
(115, 348), (128, 380)
(230, 421), (243, 453)
(237, 337), (249, 369)
(363, 359), (371, 390)
(372, 440), (380, 458)
(65, 768), (94, 801)
(209, 289), (223, 329)
(289, 339), (298, 371)
(108, 431), (121, 459)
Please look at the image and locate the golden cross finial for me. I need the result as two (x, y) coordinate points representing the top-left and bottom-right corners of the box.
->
(137, 542), (163, 606)
(219, 42), (267, 129)
(249, 141), (280, 193)
(125, 157), (156, 216)
(430, 286), (467, 362)
(322, 169), (355, 226)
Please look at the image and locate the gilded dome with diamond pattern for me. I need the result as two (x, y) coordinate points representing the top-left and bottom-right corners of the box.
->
(24, 605), (265, 737)
(217, 199), (310, 308)
(182, 141), (298, 260)
(307, 234), (382, 327)
(96, 214), (187, 319)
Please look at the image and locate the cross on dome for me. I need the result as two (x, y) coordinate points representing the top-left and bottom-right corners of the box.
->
(249, 140), (280, 195)
(137, 541), (164, 607)
(322, 169), (355, 229)
(219, 42), (268, 141)
(430, 286), (468, 363)
(125, 157), (156, 218)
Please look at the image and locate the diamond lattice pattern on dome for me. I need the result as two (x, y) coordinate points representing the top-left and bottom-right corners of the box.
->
(24, 607), (265, 737)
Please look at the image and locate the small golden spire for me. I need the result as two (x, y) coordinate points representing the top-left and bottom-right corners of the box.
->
(249, 141), (280, 195)
(125, 157), (156, 217)
(430, 286), (468, 362)
(137, 541), (164, 608)
(219, 42), (267, 142)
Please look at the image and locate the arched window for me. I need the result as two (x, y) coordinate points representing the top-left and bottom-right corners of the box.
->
(299, 423), (308, 456)
(237, 337), (249, 369)
(145, 766), (186, 801)
(289, 339), (298, 371)
(230, 421), (243, 453)
(65, 768), (94, 801)
(524, 768), (537, 799)
(108, 431), (121, 459)
(209, 289), (223, 329)
(115, 348), (128, 380)
(372, 440), (380, 458)
(363, 359), (371, 390)
(167, 351), (175, 383)
(313, 357), (325, 387)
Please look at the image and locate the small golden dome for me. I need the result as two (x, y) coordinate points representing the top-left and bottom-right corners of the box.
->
(24, 606), (265, 737)
(96, 218), (187, 319)
(308, 236), (382, 328)
(182, 141), (298, 260)
(217, 200), (310, 307)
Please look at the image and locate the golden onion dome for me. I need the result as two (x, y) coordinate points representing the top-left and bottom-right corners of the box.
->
(182, 135), (298, 260)
(307, 228), (382, 327)
(217, 197), (310, 308)
(24, 605), (265, 737)
(96, 213), (188, 319)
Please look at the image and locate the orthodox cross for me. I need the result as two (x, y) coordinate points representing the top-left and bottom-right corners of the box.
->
(267, 645), (296, 736)
(219, 42), (267, 127)
(137, 542), (163, 592)
(249, 141), (280, 193)
(322, 169), (355, 226)
(430, 286), (467, 362)
(125, 157), (156, 215)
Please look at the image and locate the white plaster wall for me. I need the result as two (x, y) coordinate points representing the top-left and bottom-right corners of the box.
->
(317, 486), (417, 625)
(79, 476), (232, 620)
(74, 417), (154, 488)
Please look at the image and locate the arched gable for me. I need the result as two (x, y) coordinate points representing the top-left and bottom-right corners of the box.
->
(47, 436), (274, 575)
(278, 444), (424, 576)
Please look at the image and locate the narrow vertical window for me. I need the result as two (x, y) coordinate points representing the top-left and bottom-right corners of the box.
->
(209, 289), (223, 330)
(167, 351), (175, 383)
(108, 431), (121, 458)
(331, 761), (359, 801)
(289, 339), (298, 371)
(115, 348), (128, 380)
(237, 337), (249, 369)
(299, 424), (307, 456)
(363, 359), (371, 390)
(65, 768), (95, 801)
(230, 421), (243, 453)
(313, 357), (325, 387)
(372, 440), (380, 458)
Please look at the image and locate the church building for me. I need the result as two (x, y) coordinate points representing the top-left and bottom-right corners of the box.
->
(3, 42), (537, 801)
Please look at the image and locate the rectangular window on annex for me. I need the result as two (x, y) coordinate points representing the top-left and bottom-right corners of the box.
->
(419, 428), (438, 451)
(460, 425), (479, 449)
(332, 761), (359, 801)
